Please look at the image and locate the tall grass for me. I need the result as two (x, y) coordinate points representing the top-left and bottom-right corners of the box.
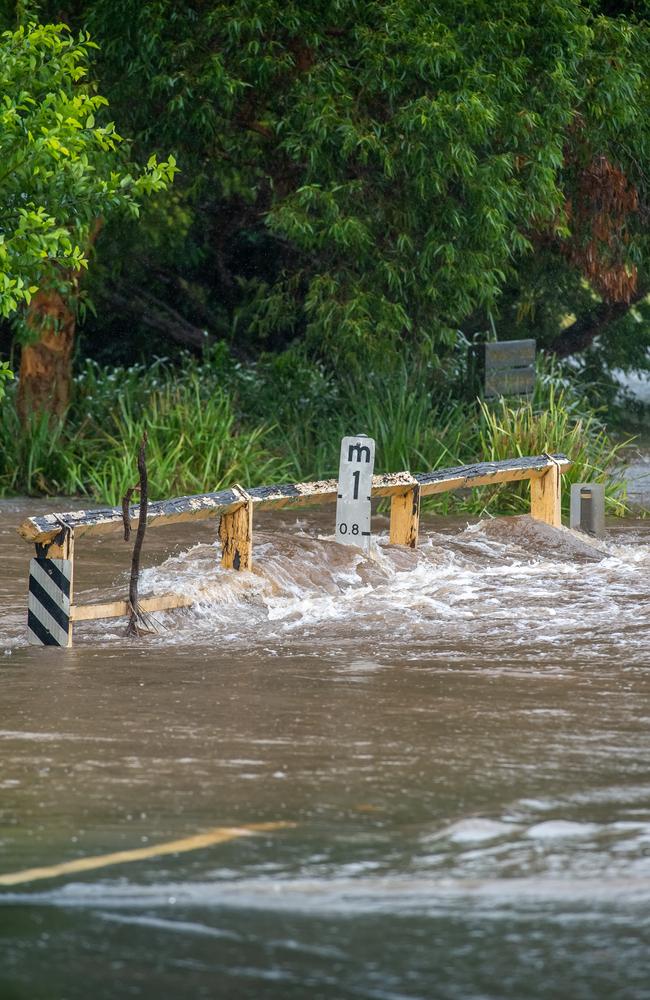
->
(0, 350), (632, 517)
(0, 369), (290, 503)
(78, 375), (291, 505)
(474, 389), (629, 516)
(270, 363), (468, 481)
(0, 405), (84, 496)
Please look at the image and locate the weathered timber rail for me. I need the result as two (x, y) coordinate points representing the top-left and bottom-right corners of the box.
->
(17, 454), (570, 646)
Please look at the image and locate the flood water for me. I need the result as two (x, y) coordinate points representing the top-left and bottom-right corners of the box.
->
(1, 495), (650, 999)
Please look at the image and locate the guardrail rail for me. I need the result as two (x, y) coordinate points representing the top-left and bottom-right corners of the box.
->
(17, 453), (571, 647)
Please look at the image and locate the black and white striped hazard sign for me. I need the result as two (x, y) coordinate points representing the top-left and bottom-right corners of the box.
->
(27, 558), (72, 647)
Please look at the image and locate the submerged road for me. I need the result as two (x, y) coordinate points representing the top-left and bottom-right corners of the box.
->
(1, 498), (650, 999)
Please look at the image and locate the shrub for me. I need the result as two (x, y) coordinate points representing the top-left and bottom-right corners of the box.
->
(0, 348), (632, 520)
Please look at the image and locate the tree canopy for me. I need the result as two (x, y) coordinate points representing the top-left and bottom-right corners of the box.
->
(3, 0), (650, 377)
(0, 17), (176, 318)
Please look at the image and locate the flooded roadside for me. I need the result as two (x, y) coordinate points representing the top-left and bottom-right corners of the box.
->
(1, 494), (650, 999)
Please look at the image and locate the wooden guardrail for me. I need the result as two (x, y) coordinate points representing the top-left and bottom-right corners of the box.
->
(17, 453), (570, 647)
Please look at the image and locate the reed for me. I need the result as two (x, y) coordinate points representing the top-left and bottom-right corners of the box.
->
(474, 388), (629, 516)
(71, 372), (291, 505)
(270, 361), (469, 486)
(0, 406), (83, 496)
(0, 352), (632, 518)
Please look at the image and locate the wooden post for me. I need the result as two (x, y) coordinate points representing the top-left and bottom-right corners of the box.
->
(389, 485), (420, 548)
(28, 526), (75, 647)
(530, 465), (561, 527)
(219, 488), (253, 571)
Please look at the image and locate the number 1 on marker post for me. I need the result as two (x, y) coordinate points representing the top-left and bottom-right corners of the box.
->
(335, 435), (376, 552)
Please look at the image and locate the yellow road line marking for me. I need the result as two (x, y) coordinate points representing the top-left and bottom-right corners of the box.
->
(0, 821), (295, 887)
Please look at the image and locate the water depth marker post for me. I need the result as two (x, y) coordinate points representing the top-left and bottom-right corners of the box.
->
(335, 435), (376, 552)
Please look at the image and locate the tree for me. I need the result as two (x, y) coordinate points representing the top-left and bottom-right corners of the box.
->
(0, 17), (176, 418)
(0, 360), (13, 400)
(34, 1), (650, 372)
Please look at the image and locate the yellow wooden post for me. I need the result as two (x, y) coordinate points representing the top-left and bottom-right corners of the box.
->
(218, 488), (253, 570)
(389, 485), (420, 548)
(45, 525), (75, 563)
(530, 464), (561, 527)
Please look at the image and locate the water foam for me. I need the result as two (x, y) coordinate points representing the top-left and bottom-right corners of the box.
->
(5, 872), (650, 917)
(71, 515), (650, 659)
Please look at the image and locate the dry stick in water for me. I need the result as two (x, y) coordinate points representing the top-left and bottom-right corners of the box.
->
(123, 432), (156, 636)
(121, 484), (139, 542)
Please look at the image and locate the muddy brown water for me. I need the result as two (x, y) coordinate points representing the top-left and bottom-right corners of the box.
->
(1, 497), (650, 999)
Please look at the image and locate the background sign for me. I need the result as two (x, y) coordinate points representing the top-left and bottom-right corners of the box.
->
(335, 435), (375, 551)
(482, 339), (536, 399)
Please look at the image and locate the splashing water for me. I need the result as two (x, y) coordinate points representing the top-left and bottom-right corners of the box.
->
(64, 514), (650, 661)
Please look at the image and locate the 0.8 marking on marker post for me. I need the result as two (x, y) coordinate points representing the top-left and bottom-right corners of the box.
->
(335, 435), (375, 552)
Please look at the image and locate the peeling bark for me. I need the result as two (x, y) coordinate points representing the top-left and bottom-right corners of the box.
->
(16, 219), (103, 425)
(17, 284), (76, 424)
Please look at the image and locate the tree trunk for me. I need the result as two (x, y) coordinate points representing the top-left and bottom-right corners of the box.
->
(16, 220), (103, 425)
(16, 284), (76, 425)
(546, 285), (647, 359)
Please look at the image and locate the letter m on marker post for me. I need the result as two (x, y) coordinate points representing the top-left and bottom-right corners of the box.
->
(347, 442), (371, 463)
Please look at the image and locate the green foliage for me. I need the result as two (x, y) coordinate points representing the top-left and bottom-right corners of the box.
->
(0, 18), (177, 319)
(265, 359), (468, 484)
(0, 403), (79, 493)
(0, 363), (290, 498)
(78, 372), (288, 504)
(229, 346), (342, 476)
(0, 5), (643, 505)
(475, 391), (628, 516)
(0, 349), (629, 522)
(263, 354), (629, 517)
(35, 0), (650, 372)
(0, 359), (13, 399)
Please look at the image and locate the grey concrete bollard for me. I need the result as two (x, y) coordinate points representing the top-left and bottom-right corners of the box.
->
(570, 483), (605, 537)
